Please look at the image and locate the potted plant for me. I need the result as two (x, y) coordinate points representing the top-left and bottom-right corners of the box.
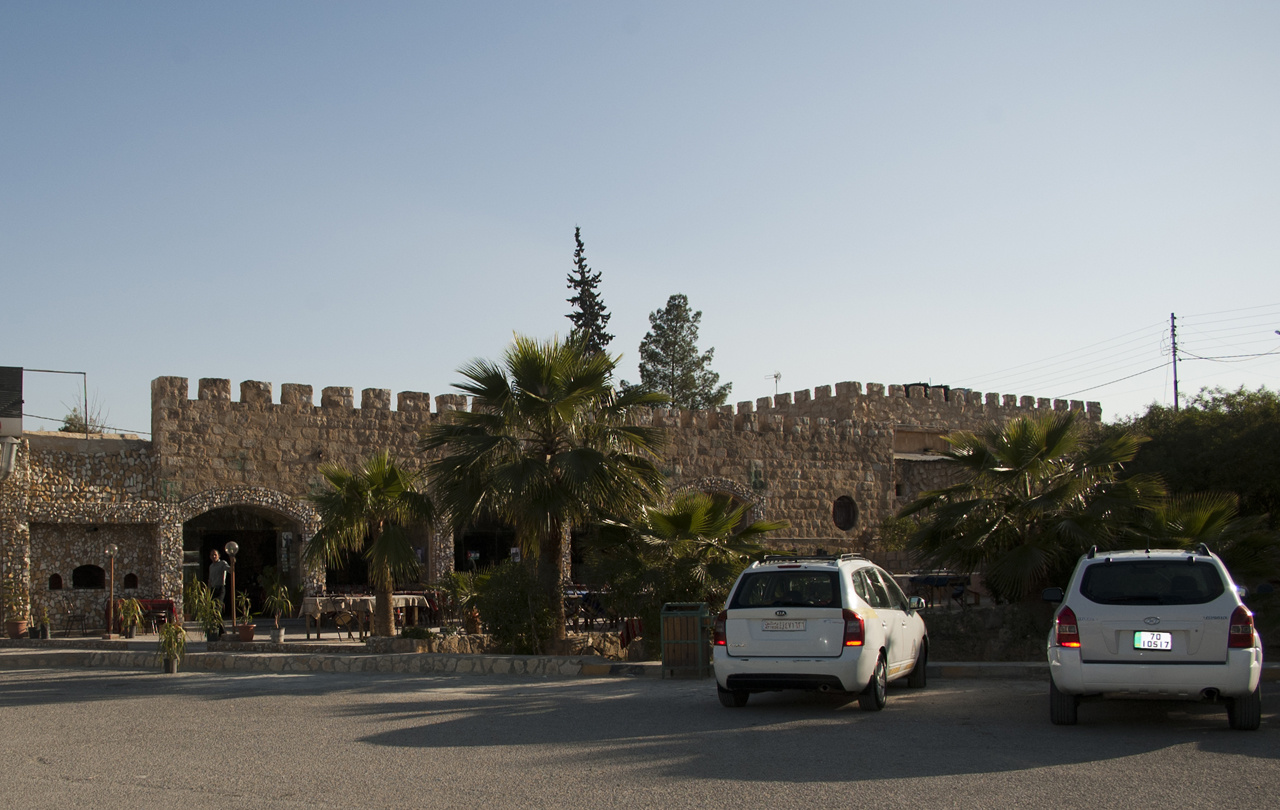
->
(190, 581), (224, 642)
(263, 582), (294, 644)
(234, 591), (255, 641)
(117, 597), (145, 638)
(34, 604), (50, 639)
(158, 619), (187, 674)
(2, 578), (27, 640)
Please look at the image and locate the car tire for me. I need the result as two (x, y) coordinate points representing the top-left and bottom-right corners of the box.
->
(1049, 677), (1078, 726)
(858, 654), (888, 711)
(1227, 685), (1261, 731)
(717, 685), (749, 708)
(907, 644), (927, 689)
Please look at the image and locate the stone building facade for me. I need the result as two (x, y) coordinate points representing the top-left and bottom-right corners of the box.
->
(0, 374), (1099, 627)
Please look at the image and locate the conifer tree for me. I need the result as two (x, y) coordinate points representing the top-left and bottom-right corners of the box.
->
(565, 227), (613, 354)
(635, 294), (731, 410)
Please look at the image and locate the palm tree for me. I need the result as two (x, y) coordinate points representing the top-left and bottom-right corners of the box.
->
(1128, 492), (1280, 583)
(420, 335), (669, 642)
(899, 410), (1164, 601)
(304, 451), (434, 637)
(584, 490), (788, 649)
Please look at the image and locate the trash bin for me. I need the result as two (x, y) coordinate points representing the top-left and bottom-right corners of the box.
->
(660, 602), (712, 679)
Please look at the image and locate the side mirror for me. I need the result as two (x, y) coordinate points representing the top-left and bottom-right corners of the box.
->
(908, 596), (926, 612)
(1042, 587), (1064, 604)
(1236, 585), (1249, 600)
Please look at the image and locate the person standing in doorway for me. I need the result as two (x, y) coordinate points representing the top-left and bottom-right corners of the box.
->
(208, 549), (230, 613)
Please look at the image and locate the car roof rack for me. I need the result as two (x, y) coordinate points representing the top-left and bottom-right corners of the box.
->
(758, 553), (866, 565)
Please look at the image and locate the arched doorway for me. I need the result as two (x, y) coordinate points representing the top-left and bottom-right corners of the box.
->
(183, 505), (303, 612)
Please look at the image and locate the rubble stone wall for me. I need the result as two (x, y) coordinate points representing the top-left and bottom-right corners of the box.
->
(0, 374), (1102, 616)
(29, 522), (160, 629)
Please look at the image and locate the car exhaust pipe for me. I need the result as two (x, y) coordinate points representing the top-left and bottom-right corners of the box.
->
(1201, 688), (1219, 702)
(818, 684), (831, 693)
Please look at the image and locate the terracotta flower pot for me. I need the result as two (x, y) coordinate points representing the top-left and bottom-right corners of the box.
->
(4, 620), (28, 640)
(236, 625), (255, 642)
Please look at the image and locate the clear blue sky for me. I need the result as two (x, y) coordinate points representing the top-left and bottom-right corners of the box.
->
(4, 2), (1278, 436)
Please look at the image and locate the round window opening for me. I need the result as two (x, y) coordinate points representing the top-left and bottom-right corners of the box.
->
(832, 496), (858, 531)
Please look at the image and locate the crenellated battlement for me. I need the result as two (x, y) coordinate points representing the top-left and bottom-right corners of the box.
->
(150, 376), (463, 419)
(732, 380), (1100, 426)
(151, 376), (1101, 444)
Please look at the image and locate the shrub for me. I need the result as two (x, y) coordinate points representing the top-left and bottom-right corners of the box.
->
(474, 560), (554, 654)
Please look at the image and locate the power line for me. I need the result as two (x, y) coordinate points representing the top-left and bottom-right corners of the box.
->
(958, 319), (1167, 386)
(1180, 301), (1280, 321)
(1181, 349), (1280, 363)
(1056, 362), (1171, 398)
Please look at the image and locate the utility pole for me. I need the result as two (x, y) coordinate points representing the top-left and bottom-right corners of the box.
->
(1170, 312), (1179, 412)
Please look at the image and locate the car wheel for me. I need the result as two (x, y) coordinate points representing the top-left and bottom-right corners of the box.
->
(858, 654), (888, 711)
(717, 685), (749, 708)
(1049, 677), (1078, 725)
(1227, 685), (1261, 731)
(907, 644), (927, 689)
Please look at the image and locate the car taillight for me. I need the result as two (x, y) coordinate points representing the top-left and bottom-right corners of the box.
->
(713, 610), (727, 646)
(1228, 606), (1255, 649)
(842, 609), (864, 647)
(1055, 606), (1081, 648)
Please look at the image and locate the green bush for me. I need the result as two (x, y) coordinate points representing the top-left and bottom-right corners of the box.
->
(474, 560), (554, 654)
(400, 625), (435, 640)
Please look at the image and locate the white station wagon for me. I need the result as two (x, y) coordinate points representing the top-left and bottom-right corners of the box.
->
(1044, 545), (1264, 730)
(713, 554), (929, 710)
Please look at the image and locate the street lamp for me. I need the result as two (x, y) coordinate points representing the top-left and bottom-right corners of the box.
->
(103, 543), (118, 639)
(225, 541), (239, 629)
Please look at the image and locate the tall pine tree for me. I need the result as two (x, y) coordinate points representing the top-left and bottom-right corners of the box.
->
(635, 294), (731, 410)
(565, 227), (613, 354)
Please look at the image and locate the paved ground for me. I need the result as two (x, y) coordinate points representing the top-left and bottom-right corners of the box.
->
(0, 668), (1275, 809)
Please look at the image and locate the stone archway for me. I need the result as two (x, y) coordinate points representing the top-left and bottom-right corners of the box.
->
(674, 476), (768, 524)
(176, 487), (320, 534)
(178, 488), (322, 605)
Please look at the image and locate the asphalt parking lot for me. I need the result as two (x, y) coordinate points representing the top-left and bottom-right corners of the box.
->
(0, 669), (1275, 809)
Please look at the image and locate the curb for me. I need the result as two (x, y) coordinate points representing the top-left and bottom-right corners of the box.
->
(1, 645), (1275, 682)
(0, 647), (665, 679)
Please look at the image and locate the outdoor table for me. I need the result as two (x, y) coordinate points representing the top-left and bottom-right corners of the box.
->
(102, 597), (177, 633)
(300, 594), (431, 639)
(907, 572), (971, 608)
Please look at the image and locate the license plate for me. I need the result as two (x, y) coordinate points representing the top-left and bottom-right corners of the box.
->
(1134, 631), (1172, 650)
(762, 620), (805, 631)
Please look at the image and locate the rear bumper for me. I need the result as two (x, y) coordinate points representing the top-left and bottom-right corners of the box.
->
(713, 646), (870, 693)
(1048, 645), (1263, 698)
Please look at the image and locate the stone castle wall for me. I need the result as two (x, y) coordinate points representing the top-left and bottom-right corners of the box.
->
(757, 381), (1101, 431)
(0, 373), (1100, 625)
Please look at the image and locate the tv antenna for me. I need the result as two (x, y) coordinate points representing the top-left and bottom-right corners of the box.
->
(766, 371), (781, 397)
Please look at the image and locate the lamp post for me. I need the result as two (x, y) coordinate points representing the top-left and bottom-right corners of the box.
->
(103, 543), (118, 639)
(225, 541), (239, 629)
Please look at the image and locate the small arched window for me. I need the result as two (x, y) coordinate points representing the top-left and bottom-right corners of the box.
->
(123, 573), (139, 590)
(48, 574), (64, 590)
(832, 496), (859, 531)
(72, 565), (106, 589)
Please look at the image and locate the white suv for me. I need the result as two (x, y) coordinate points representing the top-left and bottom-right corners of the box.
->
(713, 554), (928, 710)
(1044, 545), (1264, 730)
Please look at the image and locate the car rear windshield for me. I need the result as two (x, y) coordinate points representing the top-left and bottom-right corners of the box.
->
(730, 570), (842, 609)
(1079, 560), (1225, 605)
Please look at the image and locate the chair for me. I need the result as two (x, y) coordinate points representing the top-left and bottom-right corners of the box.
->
(62, 612), (88, 637)
(145, 610), (169, 634)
